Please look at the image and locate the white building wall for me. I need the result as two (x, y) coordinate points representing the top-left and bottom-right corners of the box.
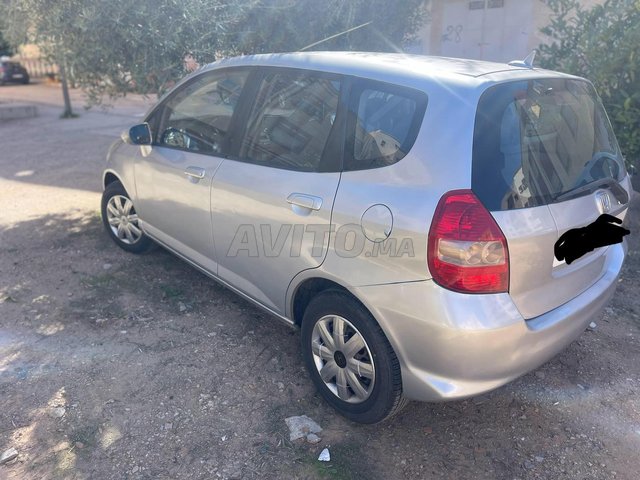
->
(412, 0), (605, 63)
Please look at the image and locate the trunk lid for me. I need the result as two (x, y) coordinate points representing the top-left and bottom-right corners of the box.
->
(472, 77), (630, 319)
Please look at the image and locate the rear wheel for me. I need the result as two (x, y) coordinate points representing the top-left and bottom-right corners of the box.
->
(101, 181), (153, 254)
(301, 290), (406, 424)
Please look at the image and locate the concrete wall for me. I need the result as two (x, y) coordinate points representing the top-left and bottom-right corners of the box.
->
(411, 0), (605, 63)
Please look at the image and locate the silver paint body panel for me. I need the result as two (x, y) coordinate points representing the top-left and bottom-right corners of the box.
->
(104, 52), (630, 401)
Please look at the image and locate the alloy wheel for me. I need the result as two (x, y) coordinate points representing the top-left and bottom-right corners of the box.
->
(105, 195), (142, 245)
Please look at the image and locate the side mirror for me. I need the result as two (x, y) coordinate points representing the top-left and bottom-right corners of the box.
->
(125, 123), (152, 145)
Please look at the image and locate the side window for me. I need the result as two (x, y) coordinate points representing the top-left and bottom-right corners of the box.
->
(345, 82), (427, 170)
(155, 69), (249, 155)
(239, 70), (341, 171)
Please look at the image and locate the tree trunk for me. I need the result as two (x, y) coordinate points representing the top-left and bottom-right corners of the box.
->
(58, 56), (74, 118)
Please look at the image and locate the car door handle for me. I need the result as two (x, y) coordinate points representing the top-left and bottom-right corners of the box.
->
(184, 166), (206, 180)
(287, 193), (323, 211)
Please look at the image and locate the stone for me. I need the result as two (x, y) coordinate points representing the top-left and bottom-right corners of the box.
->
(284, 415), (322, 441)
(49, 406), (66, 418)
(306, 433), (321, 444)
(318, 448), (330, 462)
(0, 447), (18, 465)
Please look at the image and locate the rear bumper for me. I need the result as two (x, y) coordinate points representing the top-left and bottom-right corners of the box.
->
(351, 241), (626, 401)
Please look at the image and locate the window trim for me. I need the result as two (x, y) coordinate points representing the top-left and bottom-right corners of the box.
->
(144, 65), (429, 173)
(343, 78), (428, 172)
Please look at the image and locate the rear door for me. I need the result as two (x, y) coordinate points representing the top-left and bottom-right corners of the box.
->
(210, 68), (344, 313)
(472, 77), (631, 319)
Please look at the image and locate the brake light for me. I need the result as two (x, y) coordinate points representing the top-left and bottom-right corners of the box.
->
(428, 190), (509, 294)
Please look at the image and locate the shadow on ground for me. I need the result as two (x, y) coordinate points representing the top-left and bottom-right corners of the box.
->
(1, 203), (639, 479)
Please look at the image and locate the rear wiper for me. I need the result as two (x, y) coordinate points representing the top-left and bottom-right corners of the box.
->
(553, 177), (624, 203)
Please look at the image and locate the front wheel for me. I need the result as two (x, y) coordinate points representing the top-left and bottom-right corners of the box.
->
(101, 181), (153, 254)
(301, 291), (407, 424)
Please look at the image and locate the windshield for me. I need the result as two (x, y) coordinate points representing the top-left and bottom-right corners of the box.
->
(472, 78), (625, 211)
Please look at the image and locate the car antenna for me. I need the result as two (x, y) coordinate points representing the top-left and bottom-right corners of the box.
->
(298, 21), (373, 52)
(508, 49), (537, 68)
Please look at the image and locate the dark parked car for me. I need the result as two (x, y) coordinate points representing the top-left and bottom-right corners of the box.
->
(0, 60), (30, 85)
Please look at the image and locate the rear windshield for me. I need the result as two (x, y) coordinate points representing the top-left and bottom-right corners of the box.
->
(472, 78), (625, 211)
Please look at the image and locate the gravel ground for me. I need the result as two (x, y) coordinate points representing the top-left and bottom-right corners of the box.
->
(1, 83), (639, 480)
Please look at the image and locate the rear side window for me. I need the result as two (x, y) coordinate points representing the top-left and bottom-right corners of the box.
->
(473, 78), (625, 211)
(344, 81), (427, 170)
(239, 70), (342, 172)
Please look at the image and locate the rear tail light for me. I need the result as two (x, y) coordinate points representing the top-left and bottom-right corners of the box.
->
(428, 190), (509, 294)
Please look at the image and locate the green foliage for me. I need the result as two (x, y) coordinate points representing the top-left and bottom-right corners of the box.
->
(539, 0), (640, 169)
(0, 0), (426, 105)
(0, 0), (251, 101)
(0, 29), (12, 56)
(226, 0), (426, 55)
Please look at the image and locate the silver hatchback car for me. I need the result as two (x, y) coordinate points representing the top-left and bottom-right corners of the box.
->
(102, 52), (631, 423)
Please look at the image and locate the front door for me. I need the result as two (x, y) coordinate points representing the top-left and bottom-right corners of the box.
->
(134, 68), (250, 271)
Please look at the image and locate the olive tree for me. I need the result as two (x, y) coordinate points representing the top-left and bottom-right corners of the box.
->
(0, 30), (12, 56)
(539, 0), (640, 170)
(0, 0), (254, 113)
(1, 0), (427, 113)
(226, 0), (427, 55)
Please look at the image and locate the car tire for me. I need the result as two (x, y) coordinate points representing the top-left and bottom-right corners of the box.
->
(101, 181), (153, 254)
(301, 290), (407, 424)
(22, 75), (29, 85)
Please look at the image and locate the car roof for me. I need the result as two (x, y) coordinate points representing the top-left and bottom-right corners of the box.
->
(204, 51), (581, 86)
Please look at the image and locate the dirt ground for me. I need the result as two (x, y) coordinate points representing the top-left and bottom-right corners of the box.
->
(1, 82), (639, 480)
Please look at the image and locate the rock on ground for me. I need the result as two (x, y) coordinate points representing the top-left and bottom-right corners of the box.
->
(0, 447), (19, 465)
(284, 415), (322, 441)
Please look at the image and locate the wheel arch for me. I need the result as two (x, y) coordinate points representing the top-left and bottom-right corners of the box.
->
(291, 277), (342, 326)
(102, 169), (137, 203)
(289, 275), (373, 328)
(103, 170), (122, 190)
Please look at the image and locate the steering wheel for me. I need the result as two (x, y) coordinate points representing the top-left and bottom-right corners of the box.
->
(161, 126), (223, 154)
